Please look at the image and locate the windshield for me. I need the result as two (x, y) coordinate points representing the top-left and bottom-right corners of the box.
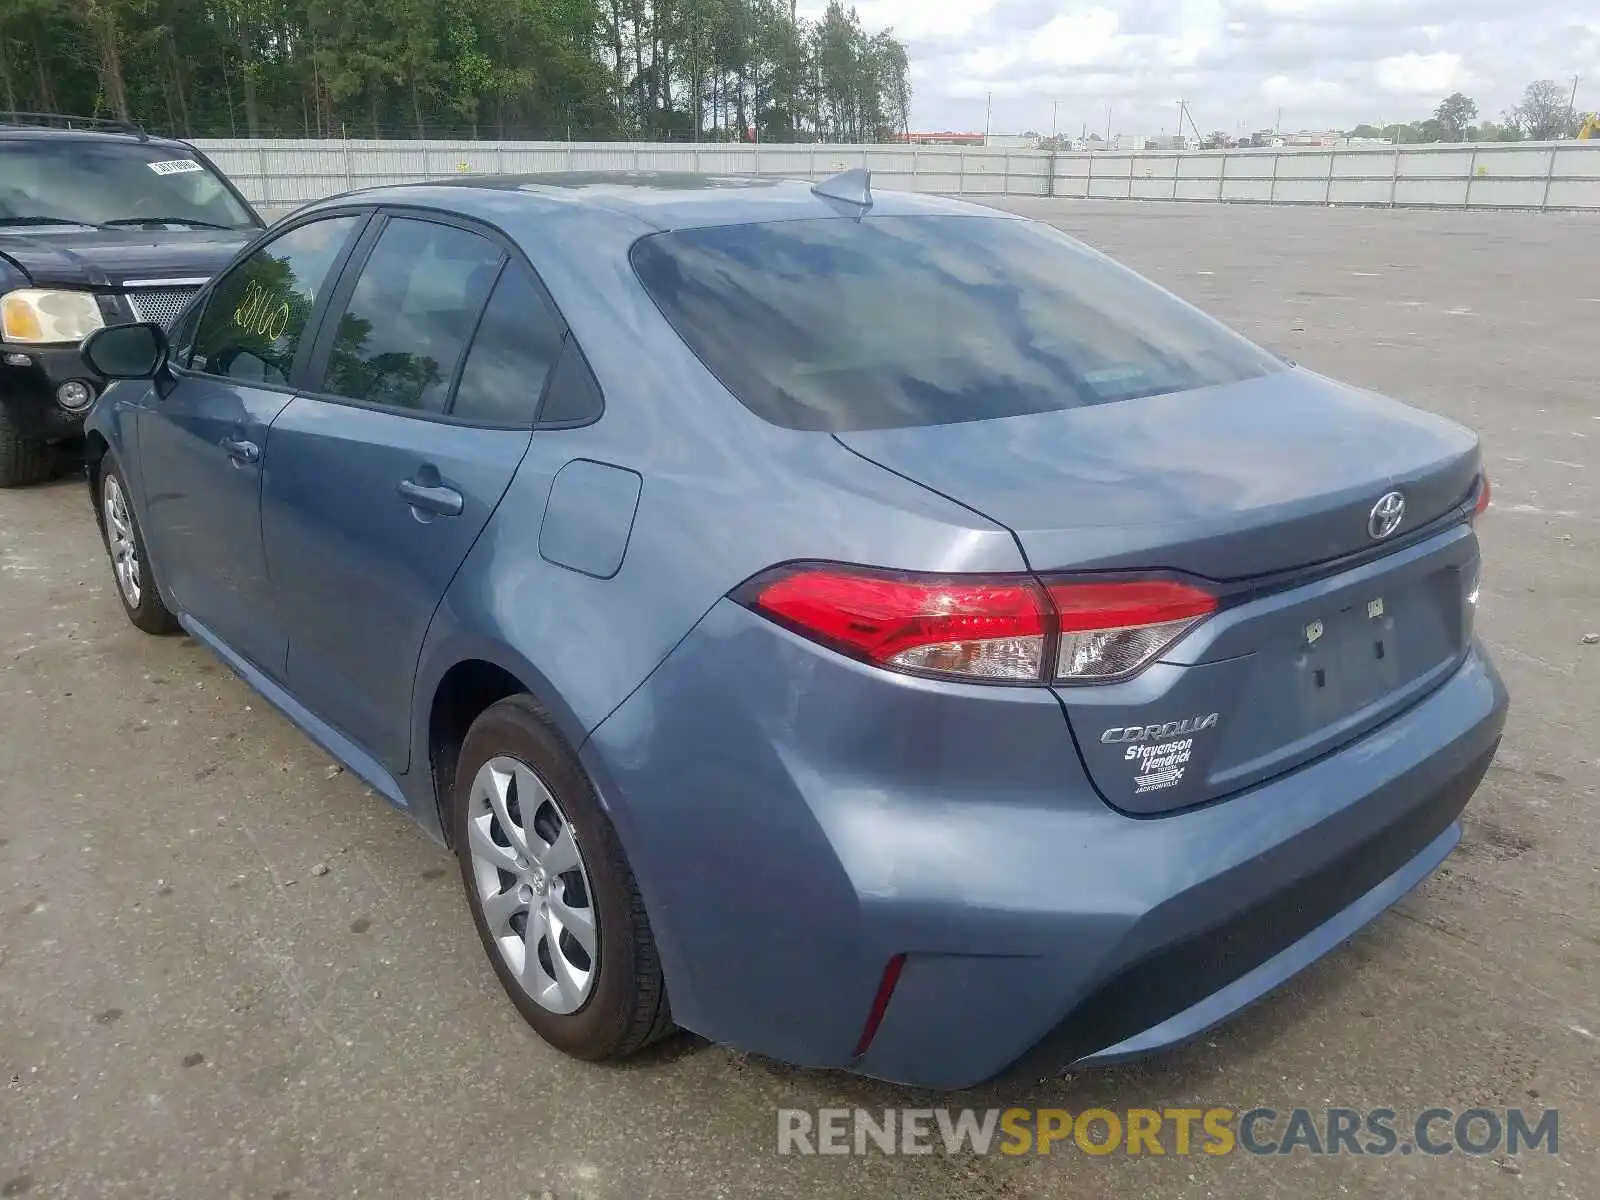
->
(630, 215), (1286, 432)
(0, 139), (256, 230)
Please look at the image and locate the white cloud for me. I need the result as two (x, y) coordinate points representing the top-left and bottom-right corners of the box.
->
(1261, 74), (1346, 105)
(800, 0), (1001, 42)
(803, 1), (1598, 137)
(1373, 51), (1469, 95)
(1034, 8), (1124, 65)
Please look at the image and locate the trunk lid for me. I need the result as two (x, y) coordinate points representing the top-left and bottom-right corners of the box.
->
(834, 368), (1480, 581)
(836, 368), (1484, 813)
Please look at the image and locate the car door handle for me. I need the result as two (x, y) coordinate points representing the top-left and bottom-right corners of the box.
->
(221, 437), (260, 465)
(396, 478), (464, 517)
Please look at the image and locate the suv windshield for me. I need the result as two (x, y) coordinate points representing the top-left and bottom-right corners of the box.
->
(0, 138), (256, 230)
(631, 215), (1285, 432)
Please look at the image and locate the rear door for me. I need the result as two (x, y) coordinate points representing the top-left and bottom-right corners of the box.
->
(260, 212), (564, 773)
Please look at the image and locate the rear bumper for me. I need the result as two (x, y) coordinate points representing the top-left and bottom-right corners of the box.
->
(584, 600), (1508, 1090)
(1073, 819), (1462, 1067)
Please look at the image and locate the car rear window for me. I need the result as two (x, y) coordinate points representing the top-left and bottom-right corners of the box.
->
(630, 215), (1285, 432)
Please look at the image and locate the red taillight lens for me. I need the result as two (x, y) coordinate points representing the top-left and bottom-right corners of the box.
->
(1047, 580), (1217, 682)
(740, 564), (1216, 685)
(1472, 471), (1491, 519)
(747, 565), (1050, 682)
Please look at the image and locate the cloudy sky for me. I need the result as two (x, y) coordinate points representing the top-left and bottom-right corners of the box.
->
(796, 1), (1600, 138)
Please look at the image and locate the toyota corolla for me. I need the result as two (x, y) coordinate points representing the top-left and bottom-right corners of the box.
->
(78, 172), (1506, 1089)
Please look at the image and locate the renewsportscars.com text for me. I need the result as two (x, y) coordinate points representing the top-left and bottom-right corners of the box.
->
(777, 1106), (1560, 1158)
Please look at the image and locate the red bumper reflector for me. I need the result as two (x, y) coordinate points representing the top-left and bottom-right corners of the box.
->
(854, 953), (907, 1058)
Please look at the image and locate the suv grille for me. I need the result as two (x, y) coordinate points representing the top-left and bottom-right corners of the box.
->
(124, 287), (200, 329)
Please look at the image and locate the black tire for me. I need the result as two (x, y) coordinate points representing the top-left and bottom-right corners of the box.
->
(453, 694), (673, 1060)
(97, 458), (180, 635)
(0, 404), (53, 488)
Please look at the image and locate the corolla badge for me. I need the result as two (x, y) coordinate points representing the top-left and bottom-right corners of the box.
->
(1368, 491), (1406, 540)
(1101, 713), (1219, 744)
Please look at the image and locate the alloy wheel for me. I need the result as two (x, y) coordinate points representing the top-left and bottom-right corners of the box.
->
(466, 755), (599, 1014)
(102, 473), (142, 608)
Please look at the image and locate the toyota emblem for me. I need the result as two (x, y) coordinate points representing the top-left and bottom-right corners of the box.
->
(1368, 491), (1406, 540)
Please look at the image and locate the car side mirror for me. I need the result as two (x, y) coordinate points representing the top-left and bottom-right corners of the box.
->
(82, 322), (168, 381)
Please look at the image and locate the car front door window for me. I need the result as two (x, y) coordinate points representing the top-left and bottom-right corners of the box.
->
(190, 215), (361, 387)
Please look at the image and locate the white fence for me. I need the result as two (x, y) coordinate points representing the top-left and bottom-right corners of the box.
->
(191, 138), (1600, 215)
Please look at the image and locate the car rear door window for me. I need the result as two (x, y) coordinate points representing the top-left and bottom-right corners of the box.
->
(630, 215), (1285, 432)
(534, 339), (605, 427)
(190, 215), (360, 386)
(317, 217), (503, 414)
(450, 265), (564, 427)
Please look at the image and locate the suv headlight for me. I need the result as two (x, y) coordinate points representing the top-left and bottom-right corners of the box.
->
(1, 289), (105, 344)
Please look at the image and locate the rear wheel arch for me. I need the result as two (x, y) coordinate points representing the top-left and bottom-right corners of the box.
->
(427, 658), (592, 849)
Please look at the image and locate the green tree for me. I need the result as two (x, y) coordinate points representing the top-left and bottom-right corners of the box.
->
(1510, 79), (1578, 140)
(1433, 92), (1478, 141)
(0, 0), (911, 142)
(1472, 119), (1523, 142)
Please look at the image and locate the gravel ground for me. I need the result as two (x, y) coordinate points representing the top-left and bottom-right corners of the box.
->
(1, 199), (1596, 1199)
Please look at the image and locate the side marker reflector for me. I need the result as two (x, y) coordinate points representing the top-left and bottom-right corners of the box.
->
(853, 953), (907, 1058)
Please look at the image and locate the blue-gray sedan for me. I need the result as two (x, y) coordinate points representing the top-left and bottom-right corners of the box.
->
(78, 172), (1507, 1089)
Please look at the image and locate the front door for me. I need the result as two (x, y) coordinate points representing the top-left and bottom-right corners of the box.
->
(261, 215), (563, 771)
(135, 213), (364, 672)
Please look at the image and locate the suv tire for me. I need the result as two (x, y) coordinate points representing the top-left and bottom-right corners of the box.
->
(0, 405), (52, 487)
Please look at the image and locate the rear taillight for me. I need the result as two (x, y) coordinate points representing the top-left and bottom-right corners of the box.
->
(1047, 580), (1217, 682)
(738, 564), (1216, 685)
(1472, 471), (1491, 520)
(744, 566), (1050, 682)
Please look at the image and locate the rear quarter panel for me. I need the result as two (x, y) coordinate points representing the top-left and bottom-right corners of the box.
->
(409, 203), (1027, 801)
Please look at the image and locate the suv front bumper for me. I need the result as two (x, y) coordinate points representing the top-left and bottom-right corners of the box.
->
(0, 345), (100, 439)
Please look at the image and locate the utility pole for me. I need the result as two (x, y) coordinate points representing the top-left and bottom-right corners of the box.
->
(1105, 103), (1112, 146)
(985, 91), (993, 143)
(1052, 100), (1059, 140)
(1568, 75), (1582, 134)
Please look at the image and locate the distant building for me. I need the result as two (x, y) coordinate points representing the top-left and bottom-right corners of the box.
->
(1118, 134), (1190, 151)
(983, 133), (1041, 150)
(899, 131), (985, 146)
(1272, 130), (1343, 148)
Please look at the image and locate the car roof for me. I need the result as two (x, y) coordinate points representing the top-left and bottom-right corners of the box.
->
(307, 171), (1017, 232)
(0, 125), (196, 152)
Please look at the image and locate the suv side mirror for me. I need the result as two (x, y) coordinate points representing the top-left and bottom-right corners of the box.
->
(82, 322), (168, 380)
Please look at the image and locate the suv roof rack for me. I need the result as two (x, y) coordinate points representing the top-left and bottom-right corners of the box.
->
(0, 111), (148, 139)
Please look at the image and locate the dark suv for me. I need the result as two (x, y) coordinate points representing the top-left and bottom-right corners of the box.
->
(0, 115), (264, 485)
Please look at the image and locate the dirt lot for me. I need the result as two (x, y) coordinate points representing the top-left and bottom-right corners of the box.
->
(2, 199), (1597, 1199)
